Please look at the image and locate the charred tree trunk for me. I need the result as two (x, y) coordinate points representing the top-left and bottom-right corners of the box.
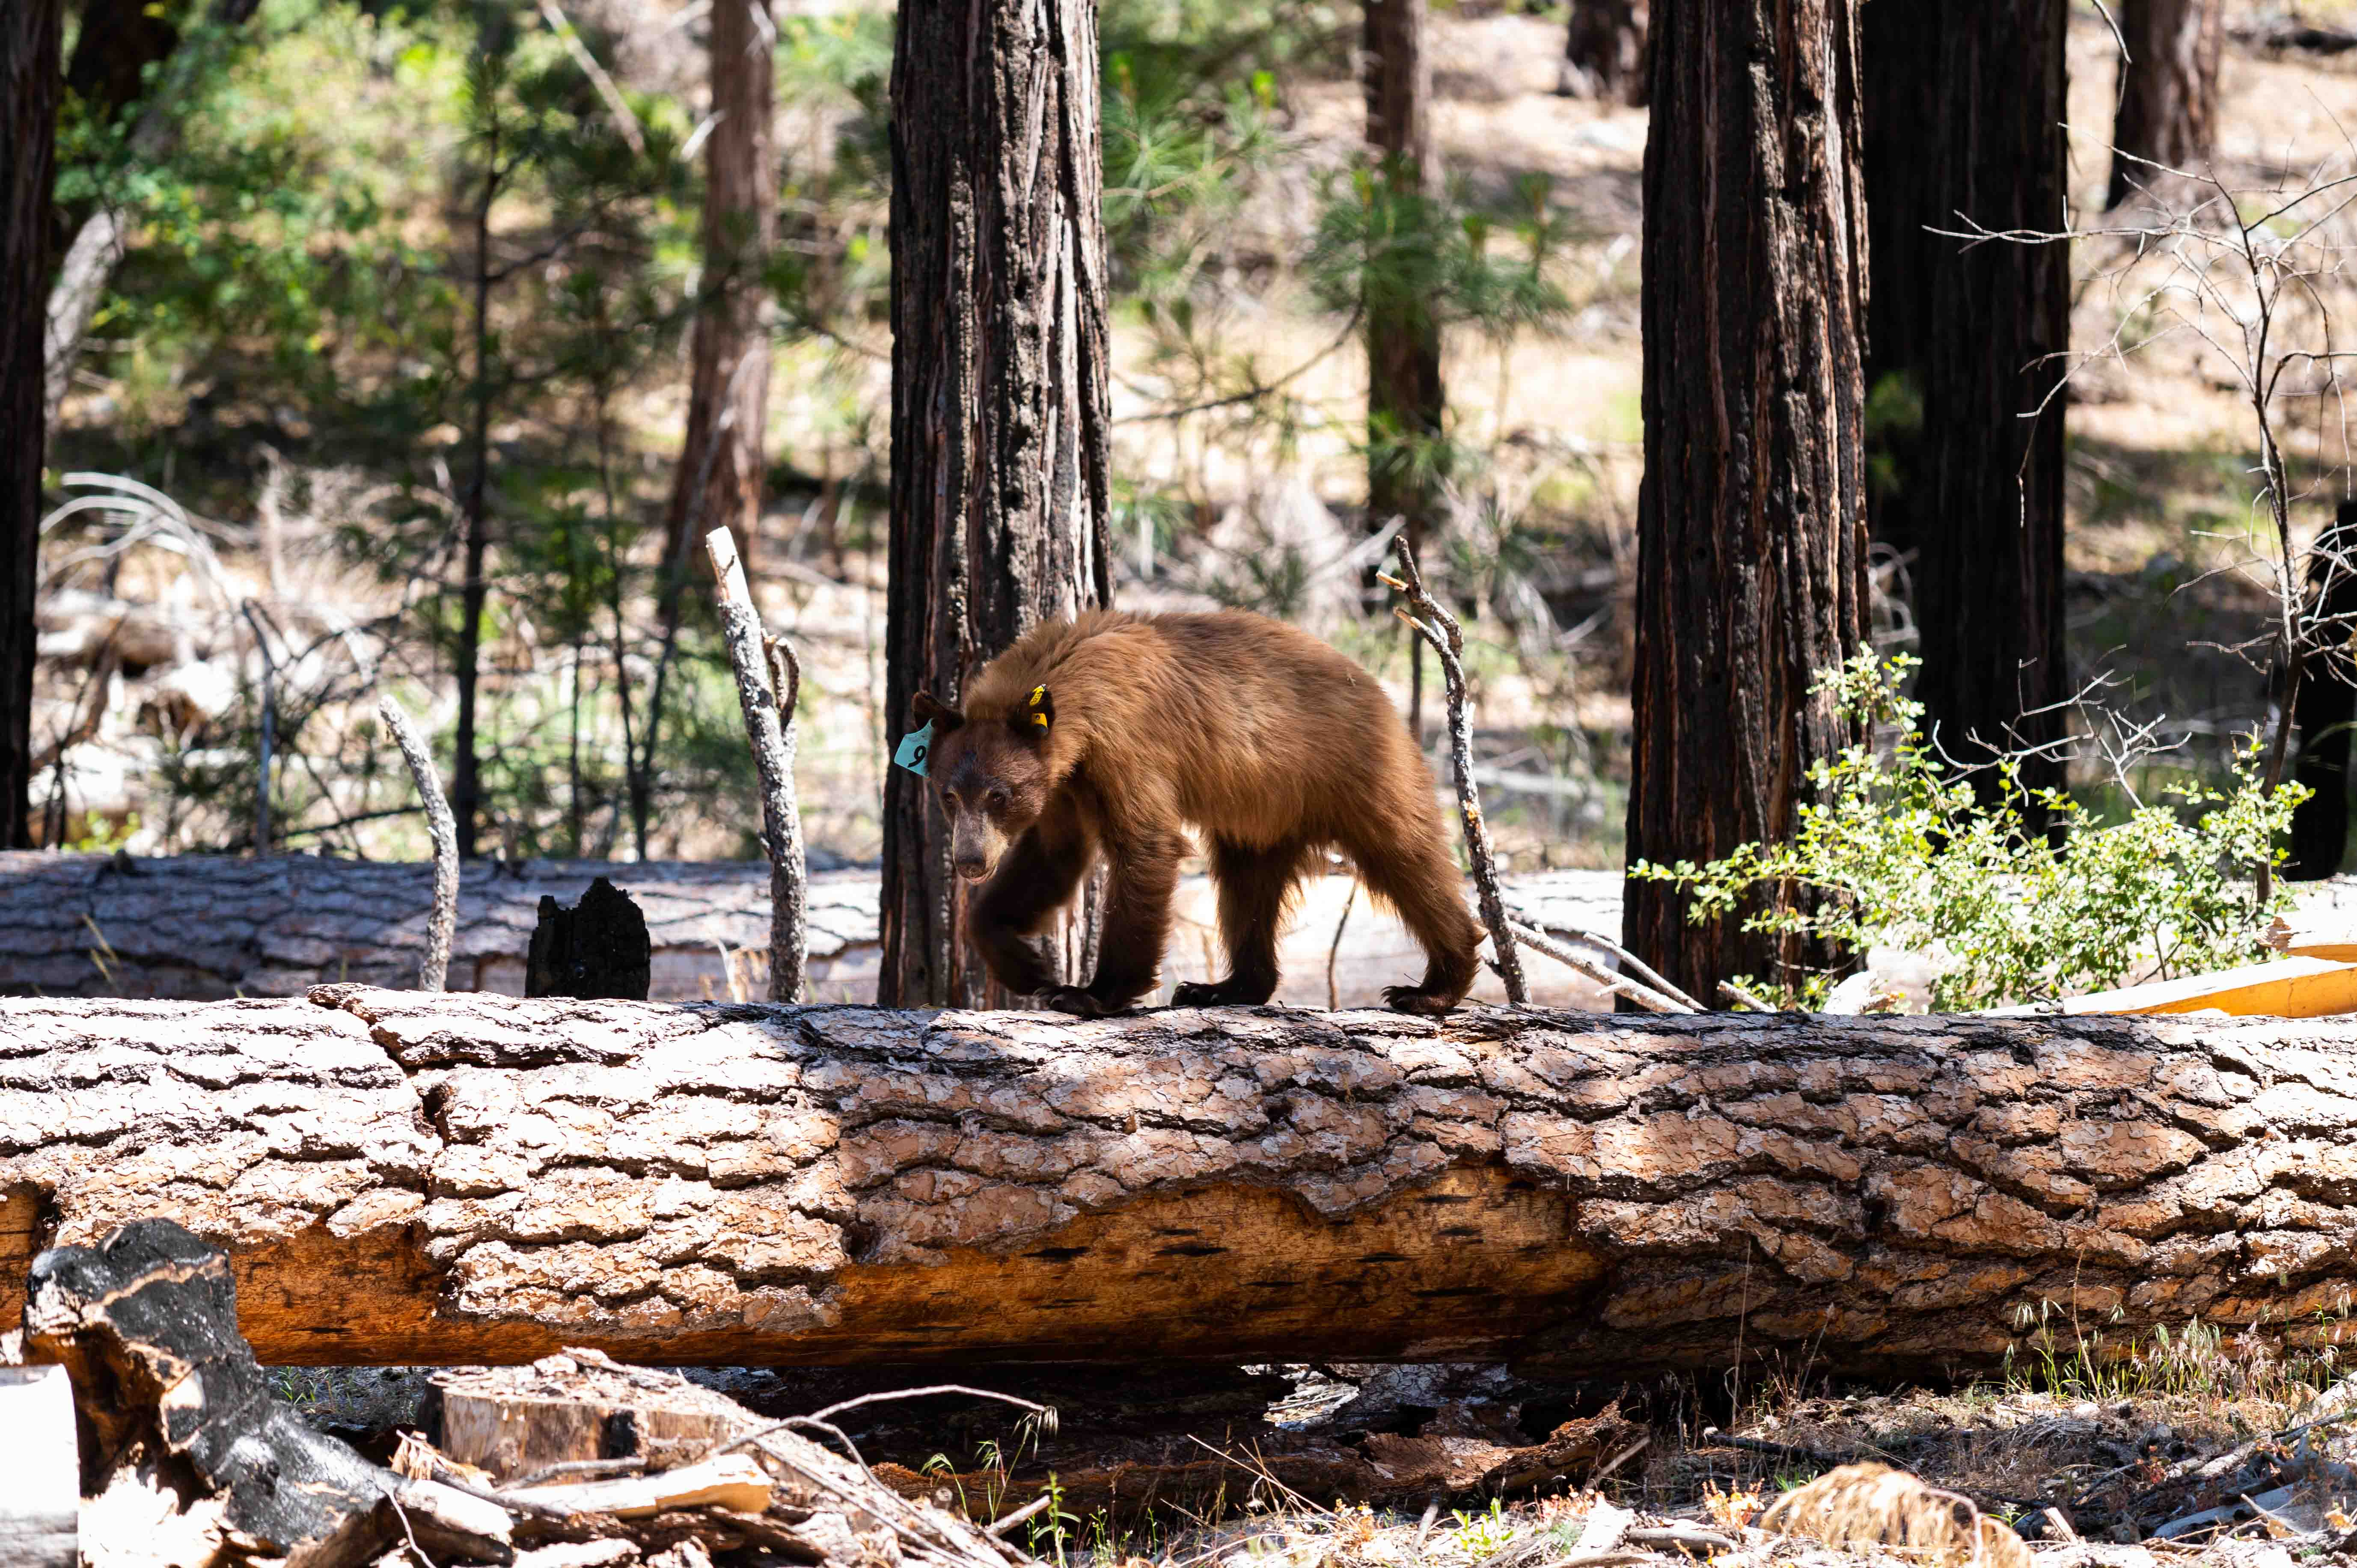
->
(1622, 0), (1871, 1006)
(2107, 0), (2223, 210)
(1560, 0), (1647, 107)
(8, 987), (2357, 1382)
(1906, 0), (2072, 807)
(1363, 0), (1446, 740)
(881, 0), (1113, 1007)
(2, 0), (60, 852)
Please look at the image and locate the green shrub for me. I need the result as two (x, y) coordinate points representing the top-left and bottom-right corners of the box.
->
(1629, 653), (2306, 1012)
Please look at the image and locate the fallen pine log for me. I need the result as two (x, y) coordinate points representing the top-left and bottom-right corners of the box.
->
(0, 852), (1625, 1008)
(4, 987), (2356, 1379)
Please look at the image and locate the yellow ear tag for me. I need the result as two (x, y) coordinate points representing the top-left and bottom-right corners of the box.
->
(1028, 686), (1049, 728)
(1031, 712), (1049, 728)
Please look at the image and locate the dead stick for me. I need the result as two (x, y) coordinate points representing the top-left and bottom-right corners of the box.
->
(987, 1493), (1054, 1538)
(1507, 921), (1691, 1013)
(1719, 978), (1778, 1012)
(1385, 536), (1528, 1005)
(706, 528), (808, 1002)
(1512, 915), (1706, 1011)
(376, 696), (458, 992)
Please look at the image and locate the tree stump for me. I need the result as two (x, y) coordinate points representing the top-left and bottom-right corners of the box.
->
(526, 876), (652, 1000)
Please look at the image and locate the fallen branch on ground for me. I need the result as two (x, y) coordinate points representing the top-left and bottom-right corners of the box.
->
(1507, 920), (1691, 1013)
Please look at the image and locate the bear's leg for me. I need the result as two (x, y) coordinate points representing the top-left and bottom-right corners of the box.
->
(1172, 835), (1310, 1007)
(973, 809), (1094, 998)
(1351, 828), (1483, 1016)
(1041, 827), (1185, 1018)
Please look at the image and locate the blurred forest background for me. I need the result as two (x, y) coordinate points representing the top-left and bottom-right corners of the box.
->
(16, 0), (2357, 892)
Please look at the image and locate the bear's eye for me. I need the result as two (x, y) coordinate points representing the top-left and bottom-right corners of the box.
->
(942, 788), (961, 810)
(987, 787), (1010, 811)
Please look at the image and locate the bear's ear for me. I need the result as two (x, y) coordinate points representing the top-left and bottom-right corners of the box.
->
(1016, 683), (1053, 742)
(911, 692), (964, 735)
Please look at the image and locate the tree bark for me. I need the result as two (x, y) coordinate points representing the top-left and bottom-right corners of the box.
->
(2287, 501), (2357, 879)
(1881, 0), (2072, 807)
(635, 1), (777, 861)
(1363, 0), (1445, 728)
(2, 0), (60, 853)
(1622, 0), (1872, 1007)
(2107, 0), (2223, 211)
(881, 0), (1113, 1007)
(44, 0), (262, 423)
(1561, 0), (1647, 107)
(655, 0), (776, 615)
(1858, 0), (1941, 562)
(4, 988), (2355, 1381)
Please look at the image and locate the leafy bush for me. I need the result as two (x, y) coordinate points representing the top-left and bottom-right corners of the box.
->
(1629, 654), (2305, 1012)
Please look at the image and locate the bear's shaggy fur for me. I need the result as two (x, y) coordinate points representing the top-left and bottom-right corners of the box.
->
(911, 609), (1482, 1016)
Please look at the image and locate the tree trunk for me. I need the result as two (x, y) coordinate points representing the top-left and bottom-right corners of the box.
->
(2, 0), (60, 852)
(6, 987), (2356, 1381)
(1858, 0), (1941, 562)
(1891, 0), (2072, 807)
(1621, 0), (1871, 1007)
(2107, 0), (2223, 210)
(1560, 0), (1647, 107)
(2287, 501), (2357, 879)
(655, 0), (776, 620)
(635, 2), (778, 862)
(44, 0), (262, 423)
(451, 102), (500, 863)
(1363, 0), (1445, 742)
(881, 0), (1113, 1007)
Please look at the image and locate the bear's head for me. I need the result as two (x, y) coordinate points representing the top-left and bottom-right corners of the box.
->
(910, 685), (1056, 881)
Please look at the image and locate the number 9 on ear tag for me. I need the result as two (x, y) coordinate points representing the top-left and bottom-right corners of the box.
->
(894, 720), (935, 778)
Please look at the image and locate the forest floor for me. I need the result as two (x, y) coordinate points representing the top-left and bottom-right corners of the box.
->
(274, 1337), (2357, 1566)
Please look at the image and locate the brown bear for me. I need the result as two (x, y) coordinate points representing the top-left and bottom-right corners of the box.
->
(907, 608), (1483, 1016)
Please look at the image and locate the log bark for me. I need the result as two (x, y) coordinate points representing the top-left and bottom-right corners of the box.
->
(2, 0), (59, 852)
(0, 853), (1626, 1009)
(883, 0), (1114, 1010)
(1622, 0), (1872, 1005)
(5, 988), (2357, 1381)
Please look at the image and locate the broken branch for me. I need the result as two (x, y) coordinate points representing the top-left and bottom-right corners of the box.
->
(374, 696), (458, 992)
(1388, 533), (1528, 1006)
(705, 526), (808, 1002)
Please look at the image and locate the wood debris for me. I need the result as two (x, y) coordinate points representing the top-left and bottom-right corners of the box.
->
(14, 1219), (1037, 1568)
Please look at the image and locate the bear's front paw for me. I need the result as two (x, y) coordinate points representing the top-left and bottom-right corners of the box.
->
(1382, 984), (1456, 1017)
(1041, 985), (1119, 1018)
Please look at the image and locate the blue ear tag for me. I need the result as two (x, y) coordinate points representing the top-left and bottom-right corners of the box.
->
(894, 720), (935, 777)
